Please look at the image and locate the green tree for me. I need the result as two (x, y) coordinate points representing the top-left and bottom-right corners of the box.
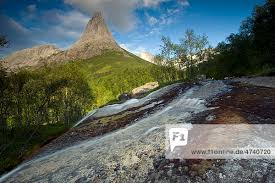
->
(200, 0), (275, 78)
(252, 0), (275, 66)
(0, 65), (12, 143)
(158, 29), (210, 79)
(160, 36), (177, 62)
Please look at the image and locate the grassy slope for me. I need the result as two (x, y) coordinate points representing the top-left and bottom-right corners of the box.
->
(71, 51), (154, 107)
(0, 50), (155, 175)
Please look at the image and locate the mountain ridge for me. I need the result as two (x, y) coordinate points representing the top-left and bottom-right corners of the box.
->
(1, 45), (61, 70)
(2, 12), (123, 70)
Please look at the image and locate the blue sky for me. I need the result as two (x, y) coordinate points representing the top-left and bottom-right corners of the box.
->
(0, 0), (265, 57)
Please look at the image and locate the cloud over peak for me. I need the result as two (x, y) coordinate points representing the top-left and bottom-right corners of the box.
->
(64, 0), (137, 32)
(64, 0), (189, 32)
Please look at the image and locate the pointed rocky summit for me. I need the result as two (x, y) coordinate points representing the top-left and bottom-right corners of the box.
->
(3, 12), (123, 70)
(74, 12), (115, 46)
(49, 12), (122, 62)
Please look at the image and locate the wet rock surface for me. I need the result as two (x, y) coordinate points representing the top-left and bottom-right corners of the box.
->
(1, 78), (275, 183)
(147, 155), (275, 183)
(234, 77), (275, 88)
(131, 82), (159, 98)
(30, 83), (191, 159)
(147, 81), (275, 183)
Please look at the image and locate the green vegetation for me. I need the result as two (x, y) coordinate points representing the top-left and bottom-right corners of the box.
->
(0, 50), (185, 174)
(0, 63), (93, 174)
(55, 51), (185, 106)
(0, 123), (69, 174)
(2, 0), (272, 174)
(156, 29), (212, 80)
(199, 0), (275, 79)
(70, 51), (155, 106)
(157, 0), (274, 80)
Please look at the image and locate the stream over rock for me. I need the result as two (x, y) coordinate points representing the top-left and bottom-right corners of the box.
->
(1, 80), (264, 183)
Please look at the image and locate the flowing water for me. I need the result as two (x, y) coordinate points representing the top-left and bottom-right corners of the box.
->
(0, 80), (231, 183)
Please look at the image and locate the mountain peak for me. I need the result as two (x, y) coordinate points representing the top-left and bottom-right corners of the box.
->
(79, 11), (113, 42)
(50, 11), (122, 61)
(92, 12), (104, 20)
(3, 12), (123, 70)
(70, 11), (118, 50)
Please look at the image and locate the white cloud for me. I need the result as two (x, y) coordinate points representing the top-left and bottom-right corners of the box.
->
(167, 8), (181, 14)
(64, 0), (138, 32)
(144, 0), (189, 27)
(0, 10), (90, 55)
(119, 43), (154, 62)
(27, 4), (37, 13)
(36, 10), (90, 49)
(22, 4), (37, 20)
(143, 0), (189, 8)
(119, 43), (131, 52)
(54, 10), (90, 35)
(159, 16), (173, 25)
(0, 15), (36, 56)
(146, 13), (158, 26)
(63, 0), (173, 32)
(142, 0), (167, 7)
(139, 51), (155, 62)
(1, 0), (190, 56)
(149, 27), (161, 35)
(178, 0), (190, 6)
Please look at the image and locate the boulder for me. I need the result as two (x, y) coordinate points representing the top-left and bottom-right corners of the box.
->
(131, 82), (159, 97)
(118, 93), (131, 102)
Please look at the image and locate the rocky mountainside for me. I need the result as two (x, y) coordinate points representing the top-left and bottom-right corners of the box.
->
(48, 12), (122, 62)
(71, 12), (120, 51)
(2, 45), (61, 70)
(2, 12), (123, 70)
